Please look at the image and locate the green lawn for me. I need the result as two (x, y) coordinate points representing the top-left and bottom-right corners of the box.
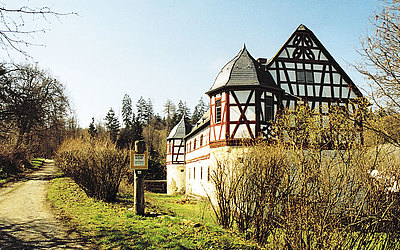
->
(145, 192), (216, 226)
(47, 177), (259, 249)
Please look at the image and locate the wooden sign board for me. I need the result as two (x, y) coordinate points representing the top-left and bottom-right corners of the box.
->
(130, 151), (148, 170)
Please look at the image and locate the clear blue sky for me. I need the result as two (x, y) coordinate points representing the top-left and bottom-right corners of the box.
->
(6, 0), (379, 127)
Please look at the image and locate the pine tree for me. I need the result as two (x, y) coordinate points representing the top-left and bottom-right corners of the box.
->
(88, 117), (97, 138)
(121, 94), (133, 128)
(191, 97), (208, 124)
(105, 108), (120, 142)
(176, 100), (191, 120)
(146, 98), (155, 122)
(136, 96), (147, 124)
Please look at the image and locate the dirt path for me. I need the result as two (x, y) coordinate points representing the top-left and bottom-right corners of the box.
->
(0, 160), (90, 249)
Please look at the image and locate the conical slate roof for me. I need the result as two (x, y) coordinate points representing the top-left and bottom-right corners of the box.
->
(207, 45), (278, 95)
(167, 116), (192, 139)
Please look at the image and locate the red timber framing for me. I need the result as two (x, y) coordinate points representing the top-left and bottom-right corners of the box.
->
(166, 138), (185, 165)
(209, 88), (282, 148)
(209, 93), (229, 144)
(266, 24), (363, 112)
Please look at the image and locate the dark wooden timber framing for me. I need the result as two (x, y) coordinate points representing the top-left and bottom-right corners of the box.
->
(266, 24), (363, 112)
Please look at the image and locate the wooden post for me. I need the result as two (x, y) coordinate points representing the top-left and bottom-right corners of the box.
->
(134, 170), (145, 215)
(134, 140), (146, 215)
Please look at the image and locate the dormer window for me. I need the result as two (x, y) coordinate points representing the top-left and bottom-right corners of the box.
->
(215, 99), (221, 123)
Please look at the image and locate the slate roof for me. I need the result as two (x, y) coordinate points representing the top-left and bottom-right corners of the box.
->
(207, 44), (278, 95)
(185, 110), (210, 139)
(167, 116), (192, 139)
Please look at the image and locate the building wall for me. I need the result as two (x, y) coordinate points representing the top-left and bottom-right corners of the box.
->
(185, 126), (213, 197)
(167, 164), (186, 194)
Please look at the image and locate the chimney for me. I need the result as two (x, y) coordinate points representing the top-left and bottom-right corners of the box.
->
(257, 58), (268, 65)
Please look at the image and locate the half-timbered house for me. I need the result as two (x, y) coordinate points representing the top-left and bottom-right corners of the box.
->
(166, 24), (363, 196)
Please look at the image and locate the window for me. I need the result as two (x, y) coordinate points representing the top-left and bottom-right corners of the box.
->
(215, 99), (221, 123)
(297, 70), (305, 83)
(207, 166), (210, 182)
(194, 167), (196, 179)
(194, 139), (197, 150)
(296, 70), (313, 83)
(200, 135), (203, 147)
(265, 97), (273, 121)
(305, 71), (314, 83)
(201, 166), (203, 179)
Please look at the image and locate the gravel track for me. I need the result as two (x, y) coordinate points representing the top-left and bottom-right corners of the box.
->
(0, 160), (91, 249)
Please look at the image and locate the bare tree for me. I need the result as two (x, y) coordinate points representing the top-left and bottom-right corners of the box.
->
(0, 3), (75, 57)
(0, 63), (70, 155)
(356, 0), (400, 145)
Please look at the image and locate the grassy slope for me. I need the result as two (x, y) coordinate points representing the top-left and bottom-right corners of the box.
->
(47, 177), (259, 249)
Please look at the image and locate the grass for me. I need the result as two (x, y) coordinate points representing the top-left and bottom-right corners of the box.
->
(47, 177), (259, 249)
(146, 193), (216, 226)
(30, 158), (46, 168)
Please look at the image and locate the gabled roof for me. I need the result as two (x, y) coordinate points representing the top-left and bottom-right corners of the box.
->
(267, 24), (363, 97)
(207, 45), (279, 95)
(167, 116), (192, 139)
(185, 110), (210, 139)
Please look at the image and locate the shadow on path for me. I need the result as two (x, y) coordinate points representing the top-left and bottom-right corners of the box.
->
(0, 219), (86, 249)
(0, 160), (92, 249)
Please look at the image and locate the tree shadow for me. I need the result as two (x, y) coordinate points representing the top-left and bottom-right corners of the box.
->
(0, 219), (91, 249)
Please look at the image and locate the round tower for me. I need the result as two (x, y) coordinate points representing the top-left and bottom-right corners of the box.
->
(166, 116), (191, 195)
(206, 45), (283, 148)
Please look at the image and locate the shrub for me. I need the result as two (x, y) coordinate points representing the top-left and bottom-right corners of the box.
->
(0, 142), (30, 179)
(209, 103), (400, 248)
(55, 137), (129, 202)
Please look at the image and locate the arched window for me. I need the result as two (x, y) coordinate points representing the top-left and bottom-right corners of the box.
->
(194, 139), (197, 150)
(200, 134), (203, 147)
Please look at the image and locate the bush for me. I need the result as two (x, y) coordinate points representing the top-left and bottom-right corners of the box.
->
(0, 142), (30, 179)
(210, 103), (400, 248)
(55, 137), (129, 202)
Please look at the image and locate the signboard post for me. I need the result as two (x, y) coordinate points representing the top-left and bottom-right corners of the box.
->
(131, 140), (147, 215)
(130, 151), (148, 170)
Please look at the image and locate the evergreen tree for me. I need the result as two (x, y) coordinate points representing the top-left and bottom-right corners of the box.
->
(191, 97), (208, 124)
(88, 117), (97, 138)
(146, 98), (155, 122)
(136, 96), (147, 124)
(174, 100), (191, 123)
(105, 108), (120, 142)
(121, 94), (133, 128)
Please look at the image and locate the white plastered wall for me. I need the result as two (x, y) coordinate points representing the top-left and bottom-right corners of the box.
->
(167, 164), (186, 195)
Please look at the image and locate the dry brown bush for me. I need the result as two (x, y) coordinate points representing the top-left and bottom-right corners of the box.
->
(55, 136), (129, 202)
(0, 141), (30, 178)
(210, 103), (400, 248)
